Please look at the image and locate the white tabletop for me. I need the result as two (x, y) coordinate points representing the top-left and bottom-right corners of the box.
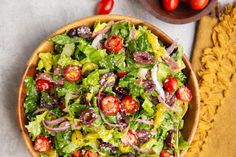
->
(0, 0), (232, 156)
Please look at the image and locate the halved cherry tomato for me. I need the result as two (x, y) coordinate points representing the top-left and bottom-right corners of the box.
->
(97, 0), (114, 15)
(162, 0), (179, 11)
(160, 150), (171, 157)
(71, 149), (82, 157)
(104, 35), (123, 52)
(34, 136), (51, 152)
(64, 65), (82, 82)
(84, 150), (99, 157)
(122, 130), (137, 146)
(176, 86), (192, 102)
(190, 0), (209, 10)
(117, 71), (128, 78)
(120, 96), (139, 114)
(101, 96), (120, 116)
(36, 79), (52, 92)
(163, 77), (178, 93)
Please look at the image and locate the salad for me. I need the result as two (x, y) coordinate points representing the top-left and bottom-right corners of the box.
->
(23, 20), (192, 157)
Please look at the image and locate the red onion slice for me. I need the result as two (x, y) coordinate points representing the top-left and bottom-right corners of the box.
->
(162, 57), (179, 70)
(44, 117), (67, 126)
(166, 41), (177, 55)
(136, 119), (154, 125)
(42, 120), (71, 132)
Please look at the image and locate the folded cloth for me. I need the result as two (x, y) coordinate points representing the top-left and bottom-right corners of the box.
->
(187, 5), (236, 157)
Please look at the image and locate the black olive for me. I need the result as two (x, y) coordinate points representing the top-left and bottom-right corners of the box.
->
(165, 92), (176, 107)
(99, 141), (117, 155)
(133, 51), (154, 64)
(100, 72), (117, 87)
(79, 109), (98, 125)
(68, 28), (78, 37)
(113, 86), (130, 100)
(142, 80), (156, 93)
(116, 112), (129, 131)
(76, 26), (92, 39)
(165, 130), (174, 149)
(136, 130), (152, 146)
(40, 95), (58, 109)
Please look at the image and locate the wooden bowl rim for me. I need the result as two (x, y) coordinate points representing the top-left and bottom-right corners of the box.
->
(139, 0), (218, 24)
(16, 14), (200, 157)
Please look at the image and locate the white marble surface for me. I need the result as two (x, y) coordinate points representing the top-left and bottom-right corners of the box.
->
(0, 0), (233, 156)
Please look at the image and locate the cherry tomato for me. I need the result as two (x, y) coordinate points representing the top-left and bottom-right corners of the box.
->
(162, 0), (179, 11)
(101, 96), (120, 116)
(121, 96), (139, 114)
(36, 79), (52, 92)
(64, 65), (82, 82)
(104, 35), (123, 52)
(117, 71), (128, 78)
(84, 150), (99, 157)
(122, 130), (137, 146)
(163, 77), (178, 93)
(190, 0), (209, 10)
(71, 150), (82, 157)
(97, 0), (114, 15)
(176, 86), (192, 102)
(34, 136), (51, 153)
(160, 150), (171, 157)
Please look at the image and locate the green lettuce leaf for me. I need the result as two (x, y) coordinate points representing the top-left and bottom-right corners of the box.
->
(171, 45), (185, 70)
(24, 77), (38, 114)
(48, 34), (80, 45)
(54, 131), (72, 156)
(82, 70), (100, 86)
(93, 21), (108, 34)
(61, 43), (75, 56)
(110, 21), (131, 40)
(128, 33), (151, 52)
(57, 54), (81, 67)
(142, 97), (155, 116)
(37, 52), (53, 72)
(157, 62), (171, 82)
(25, 111), (48, 140)
(77, 38), (107, 63)
(99, 52), (126, 71)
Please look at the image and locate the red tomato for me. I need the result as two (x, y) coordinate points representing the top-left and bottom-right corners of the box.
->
(163, 77), (178, 93)
(160, 150), (171, 157)
(97, 0), (114, 15)
(104, 35), (123, 52)
(64, 65), (82, 82)
(101, 96), (120, 116)
(121, 96), (139, 114)
(122, 130), (137, 146)
(176, 86), (192, 102)
(84, 150), (99, 157)
(71, 150), (82, 157)
(34, 136), (51, 152)
(36, 79), (52, 92)
(190, 0), (209, 10)
(162, 0), (179, 11)
(117, 71), (128, 78)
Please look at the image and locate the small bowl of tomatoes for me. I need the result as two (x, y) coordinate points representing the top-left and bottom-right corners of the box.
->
(139, 0), (217, 24)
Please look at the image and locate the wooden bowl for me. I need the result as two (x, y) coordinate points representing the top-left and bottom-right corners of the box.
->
(17, 15), (200, 157)
(139, 0), (217, 24)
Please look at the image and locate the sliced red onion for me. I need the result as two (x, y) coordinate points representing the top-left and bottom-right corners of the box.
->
(53, 66), (62, 76)
(162, 57), (179, 70)
(151, 64), (165, 101)
(166, 41), (177, 55)
(44, 117), (67, 126)
(92, 33), (104, 49)
(32, 108), (47, 115)
(136, 119), (154, 125)
(42, 120), (71, 132)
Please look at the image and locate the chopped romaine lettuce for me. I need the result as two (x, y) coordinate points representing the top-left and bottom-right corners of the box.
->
(110, 21), (131, 40)
(171, 45), (185, 70)
(54, 131), (72, 156)
(37, 52), (53, 72)
(48, 34), (80, 45)
(93, 21), (108, 34)
(82, 70), (100, 86)
(61, 43), (75, 56)
(57, 54), (80, 67)
(25, 111), (48, 140)
(99, 52), (126, 71)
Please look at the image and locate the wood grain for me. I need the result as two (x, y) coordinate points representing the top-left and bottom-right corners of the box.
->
(16, 15), (200, 157)
(139, 0), (218, 24)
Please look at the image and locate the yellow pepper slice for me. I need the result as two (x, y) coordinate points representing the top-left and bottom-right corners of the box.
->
(152, 103), (167, 131)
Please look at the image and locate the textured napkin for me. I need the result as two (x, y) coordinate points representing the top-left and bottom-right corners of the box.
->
(186, 5), (236, 157)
